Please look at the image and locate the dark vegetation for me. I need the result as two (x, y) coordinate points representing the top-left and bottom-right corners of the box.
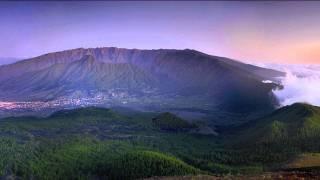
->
(0, 103), (320, 179)
(230, 103), (320, 157)
(152, 112), (197, 131)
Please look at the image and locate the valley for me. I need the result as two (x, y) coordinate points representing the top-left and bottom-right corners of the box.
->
(2, 1), (320, 179)
(0, 47), (318, 179)
(0, 104), (319, 179)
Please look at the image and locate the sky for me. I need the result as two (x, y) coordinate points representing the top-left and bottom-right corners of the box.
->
(0, 1), (320, 64)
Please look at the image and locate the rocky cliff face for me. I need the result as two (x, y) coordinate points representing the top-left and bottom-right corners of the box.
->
(0, 47), (283, 80)
(0, 47), (284, 114)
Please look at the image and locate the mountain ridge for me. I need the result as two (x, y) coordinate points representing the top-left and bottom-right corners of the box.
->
(0, 47), (284, 80)
(0, 47), (285, 115)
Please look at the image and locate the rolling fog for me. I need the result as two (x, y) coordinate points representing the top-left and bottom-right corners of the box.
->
(260, 63), (320, 107)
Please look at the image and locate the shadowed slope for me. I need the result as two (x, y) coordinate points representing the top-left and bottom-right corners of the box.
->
(0, 47), (284, 114)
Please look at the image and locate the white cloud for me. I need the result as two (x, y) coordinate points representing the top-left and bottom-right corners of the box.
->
(273, 70), (320, 106)
(262, 80), (273, 84)
(253, 62), (320, 106)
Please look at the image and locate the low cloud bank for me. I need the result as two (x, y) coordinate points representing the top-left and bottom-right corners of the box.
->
(257, 63), (320, 107)
(273, 70), (320, 106)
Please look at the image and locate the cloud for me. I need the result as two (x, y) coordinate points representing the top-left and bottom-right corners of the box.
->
(254, 62), (320, 107)
(273, 70), (320, 106)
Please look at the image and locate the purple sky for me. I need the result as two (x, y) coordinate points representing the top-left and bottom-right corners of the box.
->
(1, 1), (320, 64)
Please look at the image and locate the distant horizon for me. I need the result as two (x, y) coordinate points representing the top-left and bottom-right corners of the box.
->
(2, 46), (319, 66)
(1, 1), (320, 64)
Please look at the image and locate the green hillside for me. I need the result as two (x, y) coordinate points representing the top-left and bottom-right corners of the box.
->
(0, 107), (227, 179)
(234, 103), (320, 147)
(107, 150), (201, 179)
(219, 103), (320, 166)
(1, 104), (320, 179)
(28, 141), (201, 180)
(152, 112), (197, 131)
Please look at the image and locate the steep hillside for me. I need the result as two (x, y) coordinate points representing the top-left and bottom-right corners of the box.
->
(0, 47), (284, 114)
(233, 103), (320, 150)
(0, 48), (284, 82)
(0, 55), (164, 100)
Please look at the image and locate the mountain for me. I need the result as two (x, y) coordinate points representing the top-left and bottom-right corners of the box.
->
(233, 103), (320, 150)
(0, 55), (162, 100)
(0, 47), (284, 115)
